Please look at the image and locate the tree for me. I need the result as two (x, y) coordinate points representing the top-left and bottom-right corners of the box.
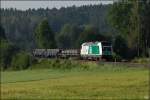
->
(34, 19), (56, 48)
(56, 24), (82, 48)
(140, 0), (150, 57)
(113, 35), (129, 59)
(108, 2), (132, 38)
(129, 0), (140, 56)
(108, 0), (149, 56)
(0, 25), (6, 40)
(11, 52), (33, 70)
(76, 25), (107, 47)
(0, 26), (18, 70)
(1, 5), (111, 50)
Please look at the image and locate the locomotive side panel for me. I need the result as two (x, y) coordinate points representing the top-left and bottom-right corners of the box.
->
(80, 41), (112, 60)
(80, 42), (102, 60)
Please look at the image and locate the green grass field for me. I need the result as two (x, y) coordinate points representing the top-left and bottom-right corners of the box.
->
(1, 62), (149, 99)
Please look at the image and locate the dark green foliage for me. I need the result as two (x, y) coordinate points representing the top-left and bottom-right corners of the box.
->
(0, 40), (13, 70)
(108, 2), (132, 37)
(112, 53), (122, 62)
(113, 35), (128, 59)
(0, 25), (34, 71)
(34, 19), (56, 48)
(132, 58), (150, 64)
(76, 25), (108, 47)
(0, 5), (112, 50)
(108, 1), (135, 51)
(56, 24), (109, 49)
(31, 59), (89, 70)
(0, 26), (19, 70)
(11, 52), (34, 70)
(140, 0), (150, 57)
(0, 25), (6, 40)
(56, 24), (82, 48)
(108, 1), (150, 58)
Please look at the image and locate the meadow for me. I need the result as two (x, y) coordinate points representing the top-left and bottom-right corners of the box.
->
(1, 60), (149, 99)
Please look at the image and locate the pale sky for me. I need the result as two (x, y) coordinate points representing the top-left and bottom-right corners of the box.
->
(1, 1), (113, 10)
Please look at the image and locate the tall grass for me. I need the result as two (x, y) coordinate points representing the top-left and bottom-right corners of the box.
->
(30, 59), (90, 70)
(132, 58), (150, 63)
(1, 66), (149, 99)
(1, 59), (149, 99)
(30, 58), (147, 71)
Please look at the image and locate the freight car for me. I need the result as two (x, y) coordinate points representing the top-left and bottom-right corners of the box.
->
(61, 49), (80, 58)
(33, 49), (60, 58)
(32, 41), (113, 60)
(33, 49), (80, 58)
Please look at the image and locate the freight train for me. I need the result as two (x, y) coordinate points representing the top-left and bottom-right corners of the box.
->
(32, 41), (113, 60)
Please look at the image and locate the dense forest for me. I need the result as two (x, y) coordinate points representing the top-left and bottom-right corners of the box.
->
(0, 1), (150, 70)
(1, 4), (113, 50)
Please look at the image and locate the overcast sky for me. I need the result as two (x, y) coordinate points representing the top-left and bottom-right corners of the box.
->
(1, 1), (113, 10)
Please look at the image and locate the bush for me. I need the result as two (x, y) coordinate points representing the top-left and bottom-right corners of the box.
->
(51, 59), (75, 69)
(148, 48), (150, 57)
(112, 52), (122, 62)
(0, 40), (18, 70)
(132, 58), (150, 64)
(11, 52), (34, 70)
(30, 59), (91, 70)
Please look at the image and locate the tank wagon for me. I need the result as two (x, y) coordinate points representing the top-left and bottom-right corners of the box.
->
(32, 41), (113, 61)
(33, 49), (80, 58)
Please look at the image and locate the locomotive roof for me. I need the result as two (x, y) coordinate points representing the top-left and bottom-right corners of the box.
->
(82, 41), (100, 46)
(82, 41), (111, 46)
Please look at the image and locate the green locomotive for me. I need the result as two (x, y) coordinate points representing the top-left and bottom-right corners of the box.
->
(80, 41), (112, 60)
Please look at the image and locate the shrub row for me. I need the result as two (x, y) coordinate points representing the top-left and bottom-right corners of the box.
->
(30, 59), (90, 70)
(10, 52), (37, 70)
(132, 58), (150, 64)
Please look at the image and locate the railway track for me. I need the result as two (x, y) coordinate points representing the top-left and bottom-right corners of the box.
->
(34, 56), (150, 68)
(77, 60), (150, 68)
(101, 62), (150, 68)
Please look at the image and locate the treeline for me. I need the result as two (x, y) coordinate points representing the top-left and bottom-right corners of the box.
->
(108, 0), (150, 59)
(0, 25), (36, 70)
(34, 19), (110, 49)
(1, 4), (113, 50)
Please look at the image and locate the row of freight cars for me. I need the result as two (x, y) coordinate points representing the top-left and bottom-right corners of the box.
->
(33, 49), (80, 58)
(32, 41), (113, 60)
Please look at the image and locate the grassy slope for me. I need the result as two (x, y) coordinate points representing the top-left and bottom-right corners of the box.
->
(1, 64), (149, 99)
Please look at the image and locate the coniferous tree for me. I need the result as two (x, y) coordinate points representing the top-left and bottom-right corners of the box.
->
(76, 25), (107, 48)
(1, 5), (111, 50)
(56, 24), (81, 48)
(0, 25), (6, 40)
(0, 25), (18, 70)
(34, 19), (56, 48)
